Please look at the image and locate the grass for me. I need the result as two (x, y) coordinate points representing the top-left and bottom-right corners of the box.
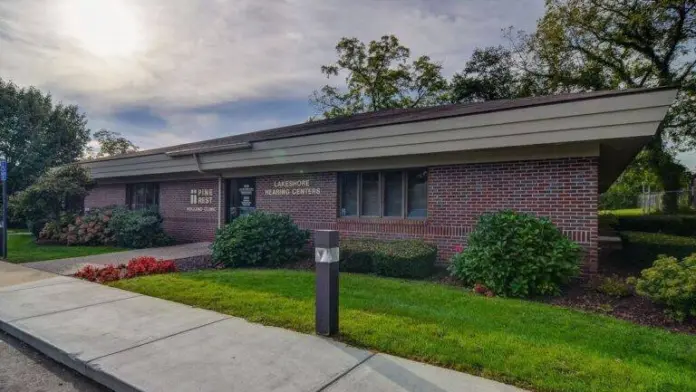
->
(112, 269), (696, 392)
(6, 230), (125, 263)
(599, 208), (647, 217)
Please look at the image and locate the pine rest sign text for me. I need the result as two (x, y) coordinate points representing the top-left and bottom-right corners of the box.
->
(187, 188), (216, 212)
(265, 179), (321, 196)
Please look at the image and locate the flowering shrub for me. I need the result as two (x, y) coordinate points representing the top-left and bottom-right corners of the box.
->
(73, 264), (122, 283)
(125, 256), (177, 278)
(629, 254), (696, 321)
(73, 256), (177, 283)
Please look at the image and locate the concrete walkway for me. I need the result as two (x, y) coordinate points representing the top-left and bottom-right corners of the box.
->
(0, 261), (524, 392)
(22, 242), (212, 275)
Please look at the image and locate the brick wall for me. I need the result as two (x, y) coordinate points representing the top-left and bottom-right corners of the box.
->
(160, 179), (220, 243)
(427, 158), (598, 271)
(84, 157), (598, 271)
(255, 157), (598, 272)
(256, 173), (337, 223)
(85, 180), (222, 243)
(84, 184), (126, 209)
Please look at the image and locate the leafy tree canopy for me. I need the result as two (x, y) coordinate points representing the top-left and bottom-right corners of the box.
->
(0, 78), (90, 195)
(88, 129), (139, 158)
(311, 35), (449, 118)
(450, 46), (525, 103)
(513, 0), (696, 149)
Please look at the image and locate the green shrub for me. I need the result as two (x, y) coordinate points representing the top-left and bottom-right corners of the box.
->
(108, 207), (174, 248)
(620, 231), (696, 270)
(449, 210), (581, 297)
(212, 212), (309, 268)
(630, 254), (696, 321)
(371, 240), (437, 279)
(595, 275), (632, 298)
(9, 164), (93, 238)
(613, 215), (696, 237)
(337, 238), (437, 278)
(598, 213), (618, 232)
(340, 239), (379, 273)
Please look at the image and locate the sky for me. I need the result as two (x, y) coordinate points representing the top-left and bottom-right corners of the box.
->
(1, 0), (694, 168)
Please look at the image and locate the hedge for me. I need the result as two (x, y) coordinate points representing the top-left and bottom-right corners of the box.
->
(610, 215), (696, 237)
(340, 239), (378, 273)
(620, 231), (696, 269)
(339, 239), (437, 279)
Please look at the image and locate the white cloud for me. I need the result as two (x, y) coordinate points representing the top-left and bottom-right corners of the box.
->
(0, 0), (544, 149)
(1, 0), (543, 105)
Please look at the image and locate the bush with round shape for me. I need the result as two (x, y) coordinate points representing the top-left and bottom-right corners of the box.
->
(630, 254), (696, 321)
(212, 212), (310, 268)
(108, 207), (174, 248)
(449, 210), (581, 297)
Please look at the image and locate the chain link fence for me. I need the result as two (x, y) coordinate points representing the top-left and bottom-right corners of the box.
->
(638, 188), (696, 213)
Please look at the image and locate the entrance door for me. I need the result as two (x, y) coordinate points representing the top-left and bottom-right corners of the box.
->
(226, 178), (256, 222)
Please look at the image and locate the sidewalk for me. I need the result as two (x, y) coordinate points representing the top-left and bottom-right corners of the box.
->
(22, 242), (212, 275)
(0, 261), (523, 392)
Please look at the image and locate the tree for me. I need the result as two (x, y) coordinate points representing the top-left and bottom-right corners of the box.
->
(508, 0), (696, 212)
(90, 129), (139, 157)
(0, 79), (91, 196)
(311, 35), (449, 118)
(9, 164), (93, 237)
(450, 46), (524, 103)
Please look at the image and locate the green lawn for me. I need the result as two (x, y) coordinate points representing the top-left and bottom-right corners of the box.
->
(6, 230), (125, 263)
(599, 208), (647, 216)
(112, 270), (696, 392)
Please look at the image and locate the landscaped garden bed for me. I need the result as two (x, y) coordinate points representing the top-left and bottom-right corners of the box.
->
(112, 269), (696, 392)
(73, 256), (177, 283)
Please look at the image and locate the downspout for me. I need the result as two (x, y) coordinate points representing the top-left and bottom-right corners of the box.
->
(193, 153), (205, 174)
(218, 174), (223, 229)
(193, 153), (224, 229)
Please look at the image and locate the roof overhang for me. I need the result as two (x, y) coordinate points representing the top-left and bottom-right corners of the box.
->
(81, 88), (677, 189)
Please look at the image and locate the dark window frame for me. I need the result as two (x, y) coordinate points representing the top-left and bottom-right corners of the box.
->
(126, 183), (160, 211)
(338, 169), (427, 219)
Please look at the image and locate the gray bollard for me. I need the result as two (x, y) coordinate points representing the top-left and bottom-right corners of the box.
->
(315, 230), (339, 336)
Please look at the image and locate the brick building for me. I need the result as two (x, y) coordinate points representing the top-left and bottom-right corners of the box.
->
(82, 87), (677, 273)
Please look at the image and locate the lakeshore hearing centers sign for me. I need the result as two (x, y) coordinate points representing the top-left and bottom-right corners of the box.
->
(265, 179), (321, 196)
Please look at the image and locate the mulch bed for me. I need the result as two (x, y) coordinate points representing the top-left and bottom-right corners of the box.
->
(430, 268), (696, 334)
(543, 280), (696, 335)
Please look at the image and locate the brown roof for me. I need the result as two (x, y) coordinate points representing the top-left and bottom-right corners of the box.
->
(89, 86), (674, 162)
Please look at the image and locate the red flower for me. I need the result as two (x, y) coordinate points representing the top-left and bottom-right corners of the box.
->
(473, 283), (488, 294)
(453, 244), (464, 253)
(74, 257), (177, 283)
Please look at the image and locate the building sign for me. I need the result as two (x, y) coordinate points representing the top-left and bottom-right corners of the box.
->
(239, 184), (254, 207)
(265, 179), (321, 196)
(187, 188), (216, 212)
(191, 188), (213, 205)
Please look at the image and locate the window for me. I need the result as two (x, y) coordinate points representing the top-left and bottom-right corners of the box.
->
(338, 169), (427, 219)
(339, 173), (358, 216)
(361, 172), (380, 216)
(126, 183), (159, 210)
(383, 171), (403, 217)
(407, 169), (427, 218)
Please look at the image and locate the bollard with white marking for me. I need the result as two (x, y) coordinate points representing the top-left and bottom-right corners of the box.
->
(315, 230), (339, 336)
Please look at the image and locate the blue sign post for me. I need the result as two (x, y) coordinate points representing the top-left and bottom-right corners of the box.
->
(1, 160), (7, 259)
